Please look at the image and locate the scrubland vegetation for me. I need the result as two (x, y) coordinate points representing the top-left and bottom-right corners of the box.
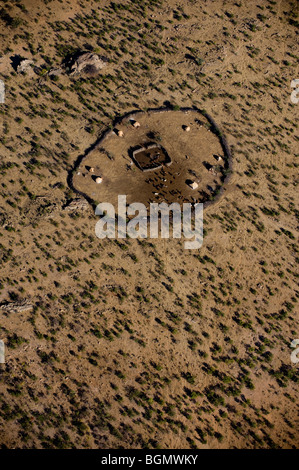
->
(0, 0), (298, 449)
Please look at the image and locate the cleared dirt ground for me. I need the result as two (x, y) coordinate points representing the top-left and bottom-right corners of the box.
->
(74, 109), (225, 207)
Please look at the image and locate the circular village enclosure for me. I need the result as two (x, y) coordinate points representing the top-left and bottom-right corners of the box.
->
(71, 108), (232, 209)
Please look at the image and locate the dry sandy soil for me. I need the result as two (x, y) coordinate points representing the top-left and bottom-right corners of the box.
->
(0, 0), (298, 449)
(74, 109), (225, 207)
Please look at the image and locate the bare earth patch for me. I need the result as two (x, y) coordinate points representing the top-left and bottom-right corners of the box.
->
(73, 109), (228, 208)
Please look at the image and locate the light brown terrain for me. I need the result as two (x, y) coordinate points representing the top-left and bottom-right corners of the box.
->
(0, 0), (298, 449)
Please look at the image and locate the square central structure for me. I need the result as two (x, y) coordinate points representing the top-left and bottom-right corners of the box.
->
(132, 143), (172, 172)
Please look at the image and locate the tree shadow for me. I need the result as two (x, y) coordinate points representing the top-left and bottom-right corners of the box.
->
(10, 54), (24, 71)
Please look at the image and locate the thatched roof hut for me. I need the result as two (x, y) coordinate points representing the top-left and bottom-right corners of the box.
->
(188, 181), (198, 190)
